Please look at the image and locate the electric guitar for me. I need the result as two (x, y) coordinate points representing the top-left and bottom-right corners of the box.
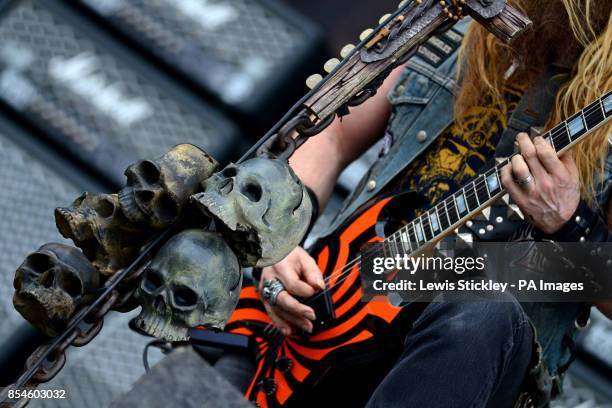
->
(211, 92), (611, 407)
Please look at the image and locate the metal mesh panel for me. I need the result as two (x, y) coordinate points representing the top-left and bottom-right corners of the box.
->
(0, 0), (238, 185)
(29, 310), (164, 408)
(0, 130), (77, 339)
(579, 310), (612, 370)
(78, 0), (309, 106)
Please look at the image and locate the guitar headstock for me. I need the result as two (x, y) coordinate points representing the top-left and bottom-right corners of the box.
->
(258, 0), (531, 160)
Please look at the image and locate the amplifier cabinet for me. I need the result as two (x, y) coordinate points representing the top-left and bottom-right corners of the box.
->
(0, 0), (242, 187)
(74, 0), (324, 128)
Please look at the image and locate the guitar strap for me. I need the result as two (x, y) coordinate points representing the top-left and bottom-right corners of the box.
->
(495, 64), (570, 157)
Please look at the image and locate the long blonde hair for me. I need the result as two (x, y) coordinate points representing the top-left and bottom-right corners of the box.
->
(455, 0), (612, 206)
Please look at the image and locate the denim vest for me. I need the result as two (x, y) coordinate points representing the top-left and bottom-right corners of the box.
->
(327, 19), (468, 235)
(325, 17), (612, 397)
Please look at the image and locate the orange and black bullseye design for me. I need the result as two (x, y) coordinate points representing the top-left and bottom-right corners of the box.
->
(222, 197), (419, 407)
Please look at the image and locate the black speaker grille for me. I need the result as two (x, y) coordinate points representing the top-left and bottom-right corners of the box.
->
(0, 128), (78, 337)
(0, 0), (239, 185)
(78, 0), (316, 110)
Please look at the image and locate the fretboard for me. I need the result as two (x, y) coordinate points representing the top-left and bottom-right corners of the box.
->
(385, 90), (612, 255)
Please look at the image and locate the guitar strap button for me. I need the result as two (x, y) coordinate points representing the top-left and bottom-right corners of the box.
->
(366, 180), (377, 191)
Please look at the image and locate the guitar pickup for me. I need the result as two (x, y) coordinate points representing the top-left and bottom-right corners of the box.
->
(307, 286), (336, 330)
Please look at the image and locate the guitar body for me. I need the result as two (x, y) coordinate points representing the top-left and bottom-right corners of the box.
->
(224, 193), (427, 407)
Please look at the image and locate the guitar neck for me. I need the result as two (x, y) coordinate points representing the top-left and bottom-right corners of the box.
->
(386, 91), (612, 254)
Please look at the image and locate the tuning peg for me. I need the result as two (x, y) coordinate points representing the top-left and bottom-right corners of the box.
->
(379, 14), (392, 24)
(340, 44), (355, 58)
(323, 58), (340, 73)
(398, 0), (409, 8)
(305, 73), (323, 89)
(360, 28), (374, 41)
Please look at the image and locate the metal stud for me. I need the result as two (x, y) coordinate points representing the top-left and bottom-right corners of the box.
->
(306, 73), (323, 89)
(496, 216), (503, 224)
(478, 228), (486, 235)
(486, 224), (494, 232)
(466, 221), (473, 227)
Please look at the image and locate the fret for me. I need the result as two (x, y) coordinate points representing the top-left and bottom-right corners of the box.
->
(437, 201), (450, 231)
(465, 183), (479, 211)
(429, 208), (440, 234)
(454, 191), (468, 217)
(382, 237), (391, 259)
(400, 229), (413, 253)
(566, 112), (586, 140)
(548, 122), (569, 151)
(475, 176), (489, 205)
(446, 197), (460, 225)
(395, 231), (407, 255)
(584, 99), (605, 131)
(603, 92), (612, 117)
(414, 219), (425, 244)
(407, 224), (418, 246)
(420, 214), (434, 241)
(485, 169), (501, 195)
(388, 233), (399, 257)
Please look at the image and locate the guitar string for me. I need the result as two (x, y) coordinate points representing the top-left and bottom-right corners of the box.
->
(299, 100), (606, 305)
(261, 98), (607, 327)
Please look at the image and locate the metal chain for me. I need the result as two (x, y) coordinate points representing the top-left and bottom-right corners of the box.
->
(0, 227), (176, 407)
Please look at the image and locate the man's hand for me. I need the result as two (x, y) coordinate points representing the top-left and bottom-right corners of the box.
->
(259, 247), (325, 335)
(501, 133), (581, 234)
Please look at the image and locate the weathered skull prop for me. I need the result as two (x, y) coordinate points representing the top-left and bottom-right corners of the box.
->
(55, 193), (148, 276)
(13, 243), (100, 337)
(191, 158), (312, 267)
(133, 229), (242, 342)
(119, 144), (218, 229)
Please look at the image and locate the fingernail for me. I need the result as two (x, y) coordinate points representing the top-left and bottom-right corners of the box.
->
(305, 310), (316, 320)
(318, 278), (325, 290)
(303, 324), (313, 333)
(281, 327), (291, 336)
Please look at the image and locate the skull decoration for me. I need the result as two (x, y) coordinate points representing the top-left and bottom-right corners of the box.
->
(191, 158), (312, 267)
(13, 243), (100, 337)
(55, 193), (148, 275)
(119, 144), (219, 229)
(133, 229), (242, 342)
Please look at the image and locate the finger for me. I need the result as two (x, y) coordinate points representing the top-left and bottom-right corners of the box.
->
(560, 151), (579, 179)
(263, 302), (292, 336)
(533, 136), (566, 177)
(516, 133), (547, 180)
(275, 290), (316, 321)
(275, 265), (317, 298)
(275, 308), (313, 333)
(298, 252), (326, 291)
(501, 164), (526, 206)
(510, 155), (536, 194)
